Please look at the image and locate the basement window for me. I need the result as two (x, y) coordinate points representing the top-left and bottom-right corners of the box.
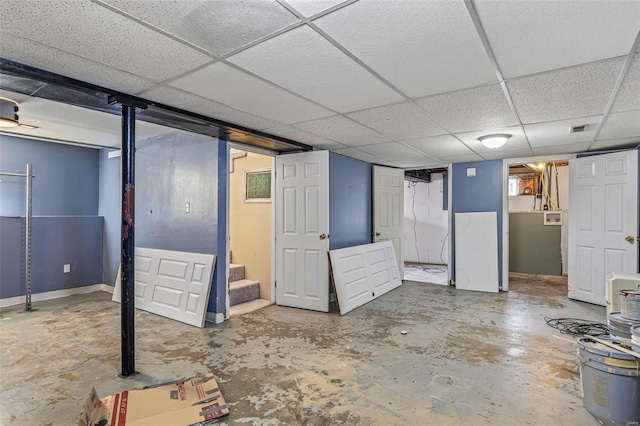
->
(245, 169), (272, 202)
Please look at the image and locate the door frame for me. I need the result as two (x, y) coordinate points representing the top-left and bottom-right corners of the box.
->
(501, 154), (575, 292)
(226, 142), (278, 319)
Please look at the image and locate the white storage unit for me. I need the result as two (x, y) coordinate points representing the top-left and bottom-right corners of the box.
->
(605, 272), (640, 315)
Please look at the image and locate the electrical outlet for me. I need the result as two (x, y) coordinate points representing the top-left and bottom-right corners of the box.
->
(185, 201), (190, 213)
(64, 264), (70, 273)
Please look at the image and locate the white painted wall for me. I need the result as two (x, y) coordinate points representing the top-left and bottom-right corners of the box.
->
(403, 173), (448, 265)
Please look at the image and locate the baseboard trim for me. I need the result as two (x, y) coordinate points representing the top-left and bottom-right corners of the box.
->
(0, 284), (114, 308)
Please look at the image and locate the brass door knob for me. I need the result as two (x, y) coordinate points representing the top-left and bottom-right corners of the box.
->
(319, 233), (328, 240)
(625, 235), (635, 244)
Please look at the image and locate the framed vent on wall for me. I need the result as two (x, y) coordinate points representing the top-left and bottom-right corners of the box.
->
(245, 168), (271, 202)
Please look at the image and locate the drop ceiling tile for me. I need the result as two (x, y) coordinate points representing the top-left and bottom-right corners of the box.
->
(415, 84), (516, 133)
(455, 126), (529, 153)
(531, 142), (591, 157)
(436, 153), (484, 164)
(590, 137), (640, 151)
(402, 135), (473, 157)
(100, 0), (299, 56)
(475, 0), (640, 78)
(293, 115), (390, 146)
(227, 25), (403, 113)
(314, 0), (496, 98)
(480, 149), (533, 161)
(285, 0), (348, 17)
(524, 116), (603, 148)
(357, 142), (428, 162)
(507, 58), (625, 124)
(611, 54), (640, 113)
(346, 101), (447, 140)
(1, 1), (212, 82)
(0, 33), (156, 94)
(143, 85), (279, 131)
(170, 63), (333, 124)
(597, 110), (640, 140)
(333, 147), (387, 164)
(260, 123), (343, 148)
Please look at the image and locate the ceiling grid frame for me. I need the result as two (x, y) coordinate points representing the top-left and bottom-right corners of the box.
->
(588, 30), (640, 148)
(465, 0), (533, 155)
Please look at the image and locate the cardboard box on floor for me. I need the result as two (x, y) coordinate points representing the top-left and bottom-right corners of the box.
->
(79, 373), (229, 426)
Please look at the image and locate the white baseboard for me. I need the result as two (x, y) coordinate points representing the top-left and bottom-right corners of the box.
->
(205, 312), (225, 323)
(0, 284), (114, 308)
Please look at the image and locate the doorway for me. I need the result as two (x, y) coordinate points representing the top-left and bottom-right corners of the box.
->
(507, 160), (569, 293)
(403, 170), (449, 285)
(228, 147), (274, 316)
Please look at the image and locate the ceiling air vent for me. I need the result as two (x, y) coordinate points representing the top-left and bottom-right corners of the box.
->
(570, 124), (588, 133)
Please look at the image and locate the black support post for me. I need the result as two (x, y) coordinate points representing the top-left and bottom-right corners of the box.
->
(120, 104), (137, 377)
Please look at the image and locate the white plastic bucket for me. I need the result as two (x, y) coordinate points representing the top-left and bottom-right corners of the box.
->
(578, 337), (640, 425)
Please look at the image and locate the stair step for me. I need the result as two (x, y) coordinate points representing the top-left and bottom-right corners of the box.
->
(229, 263), (245, 282)
(229, 279), (260, 306)
(230, 299), (271, 317)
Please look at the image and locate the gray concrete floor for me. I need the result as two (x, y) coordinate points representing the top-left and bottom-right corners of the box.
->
(1, 274), (605, 425)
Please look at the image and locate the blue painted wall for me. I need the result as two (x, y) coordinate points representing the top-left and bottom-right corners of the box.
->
(329, 153), (372, 250)
(0, 135), (98, 216)
(0, 135), (103, 299)
(98, 149), (121, 286)
(134, 131), (226, 317)
(451, 160), (503, 287)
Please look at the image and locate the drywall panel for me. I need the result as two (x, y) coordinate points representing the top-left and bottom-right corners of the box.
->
(113, 248), (215, 327)
(454, 212), (499, 293)
(509, 212), (561, 275)
(329, 240), (402, 315)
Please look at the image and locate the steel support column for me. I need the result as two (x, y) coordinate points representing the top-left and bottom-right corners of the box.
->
(120, 104), (137, 377)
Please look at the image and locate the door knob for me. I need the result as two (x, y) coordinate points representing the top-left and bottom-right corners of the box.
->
(319, 233), (328, 240)
(375, 232), (381, 237)
(625, 235), (635, 244)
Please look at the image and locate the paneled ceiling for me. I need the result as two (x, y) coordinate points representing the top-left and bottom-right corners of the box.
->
(1, 0), (639, 168)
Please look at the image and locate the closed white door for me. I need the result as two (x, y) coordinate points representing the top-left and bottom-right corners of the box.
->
(329, 241), (402, 315)
(275, 151), (329, 312)
(568, 150), (638, 305)
(373, 166), (404, 276)
(113, 248), (216, 327)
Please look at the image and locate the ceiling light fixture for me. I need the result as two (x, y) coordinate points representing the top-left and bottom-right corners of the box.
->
(19, 123), (38, 129)
(0, 97), (19, 128)
(478, 133), (511, 149)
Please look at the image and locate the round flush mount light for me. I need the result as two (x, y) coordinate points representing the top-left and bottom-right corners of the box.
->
(478, 133), (511, 149)
(0, 97), (19, 128)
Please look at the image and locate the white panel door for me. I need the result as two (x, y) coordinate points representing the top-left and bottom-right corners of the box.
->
(329, 241), (402, 315)
(275, 151), (329, 311)
(113, 248), (215, 327)
(568, 151), (638, 305)
(455, 212), (499, 293)
(373, 166), (404, 277)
